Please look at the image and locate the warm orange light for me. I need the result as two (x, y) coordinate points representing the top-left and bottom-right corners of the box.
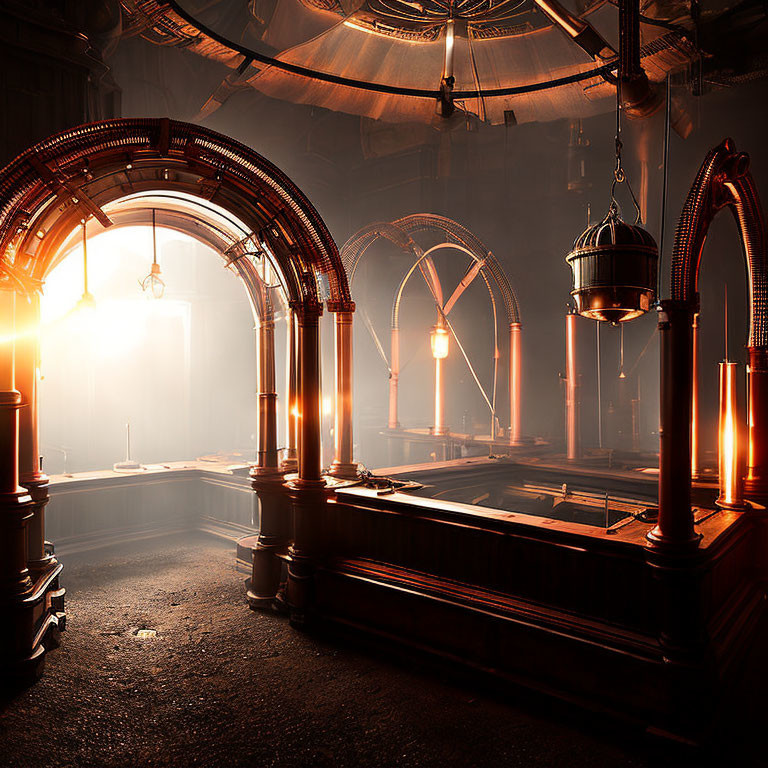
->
(509, 323), (522, 445)
(691, 313), (700, 477)
(718, 361), (743, 508)
(430, 326), (449, 360)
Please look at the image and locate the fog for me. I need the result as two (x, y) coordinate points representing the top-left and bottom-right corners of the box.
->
(34, 31), (767, 476)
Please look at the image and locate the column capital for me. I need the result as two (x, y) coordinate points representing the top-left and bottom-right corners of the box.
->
(290, 299), (323, 321)
(326, 300), (355, 314)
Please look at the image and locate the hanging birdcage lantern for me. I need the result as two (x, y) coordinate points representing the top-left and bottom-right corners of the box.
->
(566, 81), (658, 324)
(566, 210), (658, 323)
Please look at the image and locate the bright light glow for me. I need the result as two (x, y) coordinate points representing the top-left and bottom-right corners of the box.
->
(430, 326), (449, 360)
(322, 396), (333, 416)
(41, 226), (191, 360)
(140, 262), (165, 299)
(718, 361), (742, 507)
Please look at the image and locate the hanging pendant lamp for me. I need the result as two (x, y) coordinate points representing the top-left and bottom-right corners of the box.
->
(140, 209), (165, 299)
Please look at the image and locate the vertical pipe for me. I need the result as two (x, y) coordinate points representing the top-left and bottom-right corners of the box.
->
(388, 327), (400, 428)
(717, 361), (744, 508)
(282, 309), (298, 471)
(649, 301), (698, 548)
(566, 311), (582, 460)
(434, 356), (446, 436)
(16, 292), (50, 572)
(746, 348), (768, 502)
(297, 306), (323, 484)
(330, 310), (356, 477)
(691, 313), (700, 477)
(509, 322), (522, 445)
(631, 376), (641, 451)
(0, 290), (32, 597)
(257, 309), (278, 469)
(596, 321), (603, 450)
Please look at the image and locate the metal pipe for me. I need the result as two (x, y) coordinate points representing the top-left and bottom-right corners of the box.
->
(281, 308), (298, 471)
(388, 327), (399, 429)
(747, 347), (768, 501)
(691, 312), (700, 477)
(257, 310), (278, 470)
(566, 311), (582, 460)
(432, 316), (448, 437)
(596, 321), (603, 450)
(330, 310), (356, 477)
(297, 306), (323, 484)
(509, 322), (522, 445)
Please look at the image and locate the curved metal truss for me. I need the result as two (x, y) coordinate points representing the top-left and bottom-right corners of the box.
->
(340, 213), (523, 443)
(0, 117), (352, 313)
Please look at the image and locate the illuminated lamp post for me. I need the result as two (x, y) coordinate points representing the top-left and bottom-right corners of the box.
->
(430, 322), (450, 437)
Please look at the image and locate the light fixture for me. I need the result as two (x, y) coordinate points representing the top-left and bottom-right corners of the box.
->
(74, 219), (95, 313)
(140, 209), (165, 299)
(565, 76), (658, 324)
(430, 325), (450, 359)
(717, 361), (745, 509)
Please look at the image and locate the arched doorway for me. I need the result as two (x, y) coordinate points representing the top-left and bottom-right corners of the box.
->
(0, 118), (354, 681)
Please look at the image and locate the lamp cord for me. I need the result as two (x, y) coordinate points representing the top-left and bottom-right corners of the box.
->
(609, 80), (642, 225)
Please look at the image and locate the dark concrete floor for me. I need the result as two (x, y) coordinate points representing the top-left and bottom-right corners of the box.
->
(0, 533), (763, 768)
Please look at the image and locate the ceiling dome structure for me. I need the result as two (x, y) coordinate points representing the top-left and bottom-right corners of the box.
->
(121, 0), (697, 126)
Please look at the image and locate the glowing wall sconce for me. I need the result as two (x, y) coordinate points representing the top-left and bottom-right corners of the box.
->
(717, 361), (746, 509)
(430, 325), (450, 360)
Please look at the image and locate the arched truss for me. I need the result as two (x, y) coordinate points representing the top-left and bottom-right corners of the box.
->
(341, 214), (520, 325)
(53, 191), (284, 321)
(654, 138), (768, 549)
(0, 118), (353, 314)
(340, 213), (523, 443)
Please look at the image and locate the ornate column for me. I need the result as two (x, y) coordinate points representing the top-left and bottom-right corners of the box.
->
(16, 292), (52, 575)
(256, 311), (278, 470)
(285, 301), (327, 626)
(247, 300), (290, 609)
(329, 308), (356, 478)
(648, 300), (699, 549)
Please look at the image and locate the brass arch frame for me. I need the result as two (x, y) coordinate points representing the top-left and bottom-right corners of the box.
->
(340, 214), (523, 444)
(0, 119), (356, 676)
(652, 138), (768, 549)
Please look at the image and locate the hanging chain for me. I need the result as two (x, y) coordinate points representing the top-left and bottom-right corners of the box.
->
(609, 80), (643, 225)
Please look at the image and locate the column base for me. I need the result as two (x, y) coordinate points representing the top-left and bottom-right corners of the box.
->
(327, 461), (358, 480)
(1, 559), (65, 687)
(247, 468), (293, 608)
(646, 524), (702, 551)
